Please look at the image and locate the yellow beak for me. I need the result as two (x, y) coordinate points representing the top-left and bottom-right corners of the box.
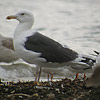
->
(6, 15), (17, 20)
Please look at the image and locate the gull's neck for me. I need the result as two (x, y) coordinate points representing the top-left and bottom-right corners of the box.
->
(14, 21), (33, 37)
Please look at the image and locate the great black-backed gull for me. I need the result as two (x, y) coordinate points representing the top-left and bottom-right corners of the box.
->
(0, 34), (19, 63)
(6, 10), (96, 81)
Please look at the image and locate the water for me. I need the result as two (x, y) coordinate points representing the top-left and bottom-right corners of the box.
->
(0, 0), (100, 81)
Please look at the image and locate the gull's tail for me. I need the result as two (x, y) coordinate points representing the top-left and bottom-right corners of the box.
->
(80, 55), (96, 67)
(66, 54), (96, 73)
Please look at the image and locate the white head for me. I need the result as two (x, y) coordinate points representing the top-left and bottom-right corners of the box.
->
(6, 10), (34, 24)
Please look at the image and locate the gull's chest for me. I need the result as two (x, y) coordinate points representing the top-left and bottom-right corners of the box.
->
(13, 30), (34, 52)
(13, 33), (46, 64)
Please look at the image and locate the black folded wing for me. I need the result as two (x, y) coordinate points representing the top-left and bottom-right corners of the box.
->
(24, 32), (78, 63)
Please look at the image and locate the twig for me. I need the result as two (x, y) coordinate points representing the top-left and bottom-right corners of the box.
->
(7, 93), (31, 98)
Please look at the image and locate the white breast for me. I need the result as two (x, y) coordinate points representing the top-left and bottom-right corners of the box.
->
(14, 30), (46, 64)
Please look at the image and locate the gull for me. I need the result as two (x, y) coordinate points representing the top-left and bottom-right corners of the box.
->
(6, 10), (96, 81)
(0, 34), (19, 63)
(86, 66), (100, 87)
(86, 51), (100, 87)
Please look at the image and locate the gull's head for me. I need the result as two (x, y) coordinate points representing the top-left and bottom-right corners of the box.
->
(6, 10), (34, 23)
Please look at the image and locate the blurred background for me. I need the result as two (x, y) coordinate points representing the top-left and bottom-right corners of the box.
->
(0, 0), (100, 81)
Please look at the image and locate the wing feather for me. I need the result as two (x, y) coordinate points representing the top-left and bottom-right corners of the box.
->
(24, 32), (78, 63)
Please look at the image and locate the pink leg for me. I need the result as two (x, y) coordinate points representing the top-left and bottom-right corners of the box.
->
(83, 73), (86, 80)
(75, 73), (79, 80)
(38, 67), (42, 82)
(50, 73), (53, 82)
(35, 66), (39, 82)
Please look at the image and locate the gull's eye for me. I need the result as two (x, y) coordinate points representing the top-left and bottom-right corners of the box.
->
(21, 13), (25, 16)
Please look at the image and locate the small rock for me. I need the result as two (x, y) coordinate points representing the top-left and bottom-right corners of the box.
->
(33, 93), (39, 97)
(47, 93), (55, 98)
